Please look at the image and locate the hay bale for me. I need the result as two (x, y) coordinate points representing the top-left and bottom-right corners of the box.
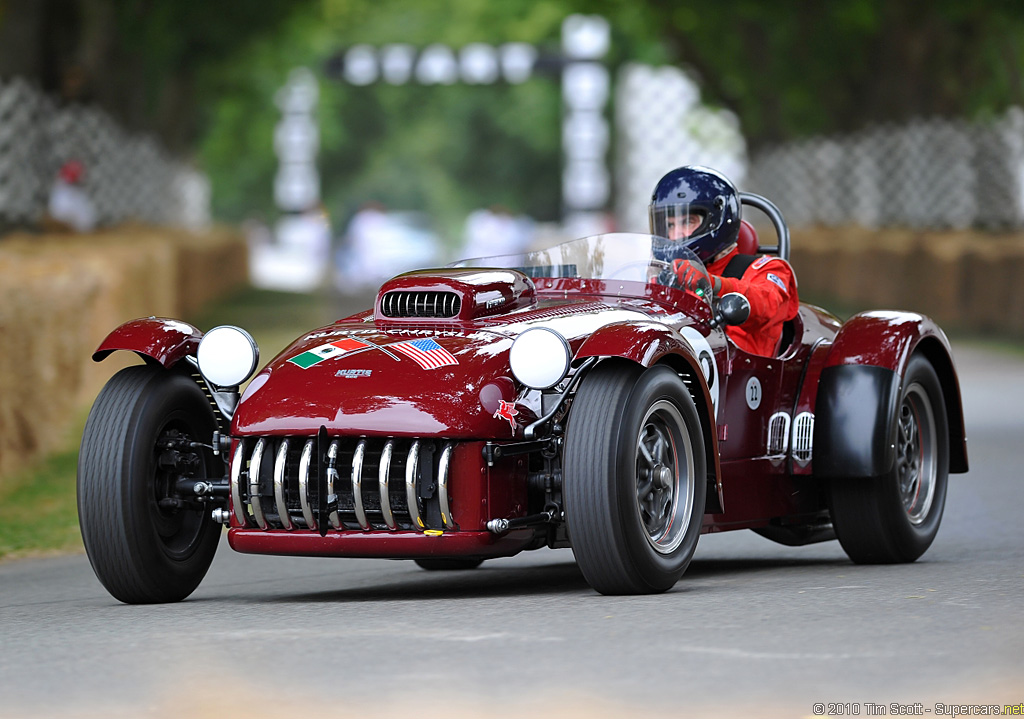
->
(0, 225), (247, 487)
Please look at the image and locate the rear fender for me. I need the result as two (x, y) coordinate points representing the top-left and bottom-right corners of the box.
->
(814, 311), (968, 478)
(93, 317), (202, 369)
(575, 321), (724, 513)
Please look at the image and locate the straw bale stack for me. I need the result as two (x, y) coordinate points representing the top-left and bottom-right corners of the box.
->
(0, 227), (247, 484)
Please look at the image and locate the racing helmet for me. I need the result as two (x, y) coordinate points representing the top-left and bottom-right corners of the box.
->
(649, 165), (741, 264)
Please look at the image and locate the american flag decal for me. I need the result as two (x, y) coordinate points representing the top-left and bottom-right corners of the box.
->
(390, 338), (458, 370)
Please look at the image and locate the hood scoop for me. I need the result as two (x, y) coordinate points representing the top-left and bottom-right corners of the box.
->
(376, 268), (536, 324)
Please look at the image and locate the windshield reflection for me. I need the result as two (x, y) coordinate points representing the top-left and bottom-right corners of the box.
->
(451, 232), (712, 296)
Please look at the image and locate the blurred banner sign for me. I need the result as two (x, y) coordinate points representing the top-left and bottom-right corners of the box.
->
(318, 15), (610, 228)
(561, 15), (610, 234)
(274, 68), (320, 212)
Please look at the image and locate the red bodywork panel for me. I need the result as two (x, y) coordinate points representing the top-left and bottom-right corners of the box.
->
(93, 317), (202, 368)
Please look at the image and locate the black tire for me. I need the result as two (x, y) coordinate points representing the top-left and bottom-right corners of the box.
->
(78, 365), (222, 604)
(829, 354), (949, 563)
(414, 558), (484, 571)
(563, 360), (707, 595)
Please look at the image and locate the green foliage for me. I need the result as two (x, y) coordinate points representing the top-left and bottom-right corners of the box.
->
(588, 0), (1024, 143)
(199, 0), (565, 233)
(191, 0), (1024, 223)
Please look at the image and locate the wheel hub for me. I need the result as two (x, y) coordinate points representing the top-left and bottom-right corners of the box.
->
(896, 384), (937, 525)
(634, 400), (694, 555)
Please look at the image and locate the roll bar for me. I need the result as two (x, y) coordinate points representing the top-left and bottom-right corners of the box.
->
(739, 192), (790, 262)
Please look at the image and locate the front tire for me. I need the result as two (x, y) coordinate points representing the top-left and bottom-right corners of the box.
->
(563, 361), (706, 595)
(829, 354), (949, 563)
(78, 366), (222, 604)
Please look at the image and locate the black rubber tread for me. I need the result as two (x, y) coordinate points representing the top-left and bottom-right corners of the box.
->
(78, 366), (221, 604)
(829, 354), (949, 564)
(414, 558), (484, 571)
(563, 360), (706, 595)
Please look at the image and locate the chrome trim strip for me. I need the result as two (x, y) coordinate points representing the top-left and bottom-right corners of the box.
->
(249, 438), (267, 530)
(438, 443), (454, 529)
(351, 439), (369, 529)
(328, 440), (341, 529)
(406, 440), (423, 530)
(273, 439), (293, 530)
(379, 440), (396, 530)
(298, 439), (315, 530)
(230, 440), (247, 527)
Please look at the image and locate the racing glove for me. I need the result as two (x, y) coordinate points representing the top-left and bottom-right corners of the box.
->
(672, 259), (721, 295)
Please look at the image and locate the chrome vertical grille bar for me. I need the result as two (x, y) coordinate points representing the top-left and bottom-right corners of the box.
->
(298, 439), (316, 530)
(438, 443), (454, 529)
(379, 440), (396, 530)
(327, 440), (342, 529)
(249, 438), (267, 530)
(351, 439), (369, 530)
(230, 440), (248, 527)
(406, 440), (423, 530)
(792, 412), (815, 465)
(273, 439), (293, 530)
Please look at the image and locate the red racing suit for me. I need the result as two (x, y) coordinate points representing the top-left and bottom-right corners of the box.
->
(706, 248), (800, 356)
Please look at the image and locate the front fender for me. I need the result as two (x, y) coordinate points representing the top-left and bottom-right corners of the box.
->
(575, 320), (725, 513)
(93, 317), (202, 369)
(814, 311), (968, 477)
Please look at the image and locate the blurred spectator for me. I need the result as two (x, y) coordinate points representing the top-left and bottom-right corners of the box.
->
(461, 205), (534, 259)
(45, 160), (97, 232)
(335, 202), (440, 293)
(249, 204), (332, 292)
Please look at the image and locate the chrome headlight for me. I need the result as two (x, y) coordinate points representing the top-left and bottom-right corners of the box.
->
(509, 327), (571, 390)
(196, 325), (260, 388)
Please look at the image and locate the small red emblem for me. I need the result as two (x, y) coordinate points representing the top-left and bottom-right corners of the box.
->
(493, 400), (519, 434)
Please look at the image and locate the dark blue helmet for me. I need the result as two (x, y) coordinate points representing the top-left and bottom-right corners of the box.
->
(649, 165), (741, 264)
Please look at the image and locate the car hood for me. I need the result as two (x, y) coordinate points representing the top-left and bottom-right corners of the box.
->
(232, 307), (661, 439)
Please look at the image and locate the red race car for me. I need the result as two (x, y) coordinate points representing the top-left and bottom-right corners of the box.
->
(78, 193), (968, 602)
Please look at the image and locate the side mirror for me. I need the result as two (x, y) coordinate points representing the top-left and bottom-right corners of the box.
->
(714, 292), (751, 327)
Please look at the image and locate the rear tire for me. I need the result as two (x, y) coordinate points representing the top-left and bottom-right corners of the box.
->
(563, 361), (706, 595)
(414, 558), (484, 571)
(78, 366), (222, 604)
(830, 354), (949, 563)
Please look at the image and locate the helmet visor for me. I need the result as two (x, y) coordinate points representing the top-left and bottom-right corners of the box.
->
(649, 205), (709, 243)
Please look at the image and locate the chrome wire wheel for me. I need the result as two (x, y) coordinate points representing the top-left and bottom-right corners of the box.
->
(635, 400), (694, 554)
(897, 384), (937, 525)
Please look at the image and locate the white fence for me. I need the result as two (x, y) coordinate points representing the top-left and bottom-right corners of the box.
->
(614, 63), (748, 234)
(0, 77), (209, 231)
(746, 108), (1024, 231)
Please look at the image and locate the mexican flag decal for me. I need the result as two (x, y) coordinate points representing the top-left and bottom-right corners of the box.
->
(287, 337), (370, 369)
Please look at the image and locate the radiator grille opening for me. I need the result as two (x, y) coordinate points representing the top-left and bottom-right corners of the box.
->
(381, 291), (461, 318)
(231, 435), (452, 532)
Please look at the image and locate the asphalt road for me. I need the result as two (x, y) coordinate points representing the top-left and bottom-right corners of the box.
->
(1, 342), (1021, 719)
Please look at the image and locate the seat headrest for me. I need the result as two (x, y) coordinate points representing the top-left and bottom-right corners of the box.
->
(737, 219), (759, 255)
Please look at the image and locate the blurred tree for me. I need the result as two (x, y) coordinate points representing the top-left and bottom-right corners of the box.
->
(0, 0), (315, 152)
(198, 0), (567, 232)
(7, 0), (1023, 225)
(587, 0), (1024, 145)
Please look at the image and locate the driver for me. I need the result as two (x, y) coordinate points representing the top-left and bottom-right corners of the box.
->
(649, 165), (799, 356)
